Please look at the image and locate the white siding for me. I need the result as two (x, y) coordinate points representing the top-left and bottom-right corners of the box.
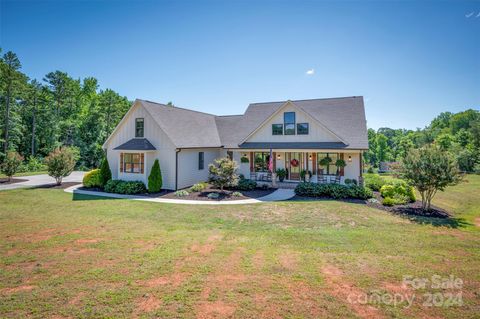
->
(246, 102), (341, 143)
(343, 152), (361, 182)
(105, 103), (177, 189)
(177, 149), (221, 189)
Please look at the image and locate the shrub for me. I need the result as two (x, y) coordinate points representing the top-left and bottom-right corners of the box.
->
(99, 157), (112, 187)
(207, 192), (220, 199)
(208, 157), (239, 191)
(382, 197), (395, 206)
(345, 178), (357, 185)
(380, 180), (415, 202)
(235, 178), (256, 191)
(232, 191), (242, 197)
(190, 182), (207, 192)
(148, 159), (162, 192)
(0, 151), (23, 181)
(104, 180), (121, 193)
(104, 180), (146, 194)
(174, 190), (189, 197)
(44, 147), (79, 185)
(364, 174), (386, 191)
(82, 169), (102, 188)
(26, 156), (46, 172)
(367, 167), (374, 174)
(294, 182), (373, 200)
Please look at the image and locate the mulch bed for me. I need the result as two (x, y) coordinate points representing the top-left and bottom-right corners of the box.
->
(34, 182), (82, 190)
(0, 178), (28, 185)
(290, 191), (451, 219)
(78, 184), (277, 202)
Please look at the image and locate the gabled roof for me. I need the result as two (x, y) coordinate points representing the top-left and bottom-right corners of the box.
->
(114, 138), (156, 151)
(107, 97), (368, 150)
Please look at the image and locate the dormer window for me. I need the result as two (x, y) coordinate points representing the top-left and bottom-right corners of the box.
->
(135, 118), (144, 137)
(297, 123), (309, 135)
(284, 112), (295, 135)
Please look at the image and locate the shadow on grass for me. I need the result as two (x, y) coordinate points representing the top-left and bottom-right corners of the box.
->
(397, 214), (471, 228)
(72, 192), (120, 201)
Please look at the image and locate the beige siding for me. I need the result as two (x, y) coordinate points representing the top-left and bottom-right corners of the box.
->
(246, 102), (340, 143)
(177, 149), (221, 189)
(105, 103), (177, 189)
(343, 152), (361, 181)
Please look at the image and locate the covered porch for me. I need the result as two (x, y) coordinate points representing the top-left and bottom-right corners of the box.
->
(232, 148), (363, 186)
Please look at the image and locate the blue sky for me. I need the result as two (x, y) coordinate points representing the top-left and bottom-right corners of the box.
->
(1, 0), (479, 130)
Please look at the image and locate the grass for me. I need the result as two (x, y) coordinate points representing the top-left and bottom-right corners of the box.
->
(0, 175), (479, 318)
(0, 170), (48, 178)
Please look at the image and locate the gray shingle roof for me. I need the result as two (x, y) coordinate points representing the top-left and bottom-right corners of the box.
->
(138, 97), (368, 150)
(114, 138), (156, 150)
(239, 142), (349, 149)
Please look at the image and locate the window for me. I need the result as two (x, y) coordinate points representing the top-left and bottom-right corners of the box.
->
(254, 152), (270, 172)
(198, 152), (204, 170)
(272, 124), (283, 135)
(121, 153), (144, 174)
(284, 112), (295, 135)
(297, 123), (309, 135)
(135, 118), (144, 137)
(317, 152), (338, 175)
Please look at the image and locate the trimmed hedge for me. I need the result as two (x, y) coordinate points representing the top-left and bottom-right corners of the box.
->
(99, 158), (112, 186)
(104, 180), (146, 195)
(235, 178), (257, 191)
(148, 159), (162, 192)
(83, 169), (102, 188)
(294, 182), (373, 200)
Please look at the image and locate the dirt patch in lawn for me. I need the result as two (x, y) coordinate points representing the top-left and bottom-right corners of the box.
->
(35, 182), (81, 190)
(279, 251), (299, 272)
(475, 217), (480, 227)
(135, 293), (162, 315)
(75, 238), (101, 244)
(0, 177), (28, 184)
(1, 285), (37, 295)
(321, 264), (385, 319)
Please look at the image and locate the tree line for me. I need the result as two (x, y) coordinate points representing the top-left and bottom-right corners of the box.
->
(0, 49), (131, 169)
(364, 109), (480, 173)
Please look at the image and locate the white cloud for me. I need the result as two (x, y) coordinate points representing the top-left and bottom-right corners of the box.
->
(306, 69), (315, 75)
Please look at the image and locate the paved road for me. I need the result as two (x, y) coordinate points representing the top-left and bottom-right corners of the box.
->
(0, 171), (86, 191)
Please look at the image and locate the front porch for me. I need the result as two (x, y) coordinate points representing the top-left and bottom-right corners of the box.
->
(233, 150), (363, 187)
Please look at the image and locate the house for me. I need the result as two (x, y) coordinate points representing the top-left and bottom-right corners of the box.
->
(102, 97), (368, 190)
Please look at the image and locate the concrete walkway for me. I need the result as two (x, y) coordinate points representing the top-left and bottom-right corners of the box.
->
(0, 171), (86, 191)
(64, 184), (296, 205)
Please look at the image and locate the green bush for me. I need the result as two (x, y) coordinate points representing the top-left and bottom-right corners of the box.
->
(344, 178), (357, 185)
(174, 190), (189, 197)
(0, 151), (23, 181)
(294, 182), (373, 200)
(380, 180), (415, 202)
(83, 169), (102, 188)
(382, 197), (395, 206)
(235, 178), (257, 191)
(104, 180), (146, 194)
(364, 174), (386, 191)
(99, 157), (112, 186)
(232, 191), (242, 197)
(190, 182), (207, 192)
(26, 156), (46, 171)
(148, 159), (162, 192)
(207, 192), (220, 199)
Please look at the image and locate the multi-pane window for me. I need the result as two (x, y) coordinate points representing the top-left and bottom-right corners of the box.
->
(135, 118), (144, 137)
(254, 152), (270, 172)
(272, 124), (283, 135)
(317, 152), (338, 175)
(284, 112), (295, 135)
(121, 153), (144, 174)
(198, 152), (204, 170)
(297, 123), (309, 135)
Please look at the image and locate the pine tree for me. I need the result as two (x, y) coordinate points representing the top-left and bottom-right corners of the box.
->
(148, 159), (162, 192)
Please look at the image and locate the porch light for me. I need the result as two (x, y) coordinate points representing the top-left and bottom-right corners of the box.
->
(348, 155), (352, 162)
(277, 154), (281, 159)
(309, 154), (312, 160)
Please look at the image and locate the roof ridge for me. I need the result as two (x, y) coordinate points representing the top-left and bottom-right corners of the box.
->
(215, 114), (243, 117)
(248, 96), (362, 106)
(141, 99), (217, 117)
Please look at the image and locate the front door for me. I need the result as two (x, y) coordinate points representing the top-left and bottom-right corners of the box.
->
(285, 152), (303, 180)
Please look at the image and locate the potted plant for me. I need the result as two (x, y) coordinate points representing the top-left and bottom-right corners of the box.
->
(308, 170), (313, 181)
(319, 156), (332, 167)
(276, 168), (287, 182)
(300, 169), (307, 182)
(335, 159), (346, 175)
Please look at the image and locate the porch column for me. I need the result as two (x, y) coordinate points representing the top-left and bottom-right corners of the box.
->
(312, 153), (317, 174)
(249, 152), (254, 172)
(340, 153), (345, 176)
(306, 152), (309, 171)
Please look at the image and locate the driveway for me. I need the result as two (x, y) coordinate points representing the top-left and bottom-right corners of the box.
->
(0, 171), (86, 191)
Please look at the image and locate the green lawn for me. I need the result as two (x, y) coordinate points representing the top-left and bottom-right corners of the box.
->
(1, 176), (479, 318)
(0, 171), (48, 178)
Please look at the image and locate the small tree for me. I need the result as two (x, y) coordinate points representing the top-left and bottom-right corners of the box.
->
(401, 146), (463, 211)
(45, 147), (79, 185)
(99, 157), (112, 187)
(208, 157), (239, 191)
(148, 159), (162, 192)
(1, 151), (23, 181)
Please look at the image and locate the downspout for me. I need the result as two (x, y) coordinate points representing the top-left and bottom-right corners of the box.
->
(175, 148), (181, 190)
